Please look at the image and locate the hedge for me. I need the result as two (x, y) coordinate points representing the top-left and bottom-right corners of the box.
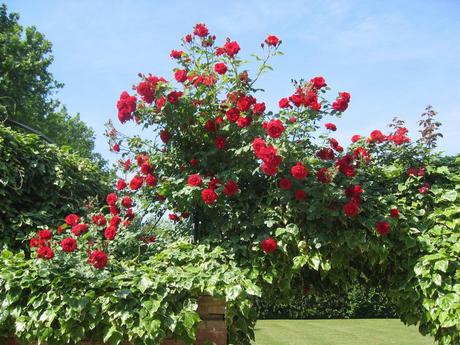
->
(0, 124), (110, 247)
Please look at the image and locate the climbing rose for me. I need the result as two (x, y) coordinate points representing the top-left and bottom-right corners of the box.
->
(375, 221), (391, 235)
(265, 119), (285, 138)
(130, 175), (144, 190)
(193, 23), (209, 37)
(316, 167), (333, 184)
(226, 108), (240, 122)
(279, 178), (292, 190)
(223, 179), (239, 197)
(92, 214), (107, 226)
(38, 229), (52, 240)
(279, 98), (290, 108)
(261, 237), (277, 253)
(215, 136), (226, 150)
(351, 135), (362, 143)
(170, 50), (184, 59)
(169, 214), (180, 222)
(295, 190), (306, 201)
(146, 174), (158, 187)
(253, 102), (266, 115)
(325, 123), (337, 131)
(106, 193), (118, 205)
(237, 95), (253, 112)
(65, 214), (80, 226)
(61, 238), (77, 253)
(121, 196), (133, 208)
(316, 148), (335, 161)
(116, 179), (127, 191)
(265, 35), (280, 46)
(214, 62), (227, 75)
(104, 226), (117, 240)
(175, 69), (188, 83)
(30, 238), (39, 248)
(290, 162), (308, 179)
(310, 76), (326, 89)
(223, 41), (240, 57)
(117, 91), (137, 123)
(141, 161), (153, 175)
(188, 174), (203, 187)
(368, 130), (386, 143)
(332, 92), (350, 112)
(72, 223), (89, 236)
(167, 91), (182, 104)
(390, 208), (400, 219)
(112, 143), (120, 152)
(37, 246), (54, 260)
(88, 250), (108, 269)
(160, 130), (172, 143)
(343, 200), (360, 217)
(201, 188), (218, 204)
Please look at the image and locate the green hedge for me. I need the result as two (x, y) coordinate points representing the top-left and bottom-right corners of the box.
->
(0, 125), (110, 247)
(255, 285), (398, 319)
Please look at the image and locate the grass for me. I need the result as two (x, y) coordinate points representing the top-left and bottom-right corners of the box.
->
(253, 319), (435, 345)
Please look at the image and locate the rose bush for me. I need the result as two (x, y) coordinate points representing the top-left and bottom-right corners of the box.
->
(1, 24), (458, 344)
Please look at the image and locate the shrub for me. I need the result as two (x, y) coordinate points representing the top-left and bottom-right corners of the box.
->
(0, 125), (110, 247)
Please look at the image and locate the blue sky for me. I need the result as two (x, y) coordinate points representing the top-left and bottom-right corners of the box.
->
(5, 0), (460, 162)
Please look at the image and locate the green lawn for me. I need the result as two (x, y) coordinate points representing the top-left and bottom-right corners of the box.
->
(253, 319), (435, 345)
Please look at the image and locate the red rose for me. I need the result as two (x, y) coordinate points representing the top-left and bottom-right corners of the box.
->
(112, 143), (120, 152)
(38, 229), (52, 240)
(264, 35), (280, 47)
(345, 185), (363, 201)
(279, 98), (290, 108)
(253, 102), (266, 115)
(37, 246), (54, 259)
(205, 119), (217, 132)
(279, 178), (292, 190)
(252, 137), (266, 154)
(141, 161), (153, 175)
(325, 123), (337, 131)
(237, 115), (252, 128)
(419, 182), (430, 194)
(214, 62), (228, 75)
(223, 179), (239, 197)
(188, 174), (203, 187)
(237, 95), (254, 112)
(159, 130), (172, 144)
(290, 162), (308, 179)
(61, 237), (77, 253)
(390, 208), (399, 219)
(353, 147), (371, 161)
(316, 148), (335, 161)
(167, 91), (183, 104)
(169, 213), (180, 222)
(201, 188), (218, 204)
(170, 50), (184, 59)
(130, 175), (144, 190)
(146, 174), (158, 187)
(30, 237), (39, 248)
(295, 189), (306, 201)
(368, 130), (386, 143)
(117, 91), (137, 123)
(155, 97), (166, 110)
(223, 41), (240, 57)
(316, 167), (333, 184)
(121, 196), (133, 208)
(106, 192), (118, 206)
(226, 108), (240, 122)
(215, 136), (226, 150)
(388, 127), (410, 145)
(261, 237), (277, 253)
(193, 23), (209, 37)
(116, 179), (127, 191)
(110, 215), (122, 227)
(351, 134), (362, 143)
(109, 205), (120, 215)
(56, 225), (64, 235)
(185, 34), (192, 43)
(104, 226), (117, 240)
(88, 250), (108, 269)
(265, 119), (285, 138)
(310, 76), (326, 89)
(136, 81), (154, 104)
(92, 214), (107, 226)
(343, 200), (360, 217)
(332, 93), (350, 112)
(65, 214), (80, 226)
(72, 223), (89, 236)
(122, 159), (131, 171)
(174, 69), (188, 83)
(375, 221), (390, 235)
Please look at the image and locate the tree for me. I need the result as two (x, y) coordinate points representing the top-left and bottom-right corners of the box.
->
(0, 4), (105, 167)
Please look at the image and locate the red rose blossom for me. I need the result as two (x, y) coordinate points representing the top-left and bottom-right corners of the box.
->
(117, 91), (137, 123)
(214, 62), (228, 75)
(72, 223), (89, 236)
(290, 162), (308, 179)
(265, 119), (285, 138)
(295, 190), (306, 201)
(279, 98), (290, 108)
(390, 208), (399, 219)
(37, 246), (54, 259)
(375, 221), (391, 235)
(88, 250), (108, 269)
(160, 130), (172, 143)
(61, 237), (77, 253)
(279, 178), (292, 190)
(351, 135), (362, 143)
(145, 174), (157, 187)
(201, 188), (218, 204)
(170, 50), (184, 59)
(310, 76), (327, 89)
(343, 200), (360, 217)
(193, 23), (209, 37)
(265, 35), (280, 46)
(174, 69), (188, 83)
(130, 175), (144, 190)
(121, 196), (133, 208)
(253, 102), (266, 115)
(92, 214), (107, 226)
(316, 167), (333, 184)
(116, 179), (127, 191)
(37, 229), (52, 240)
(215, 136), (226, 150)
(325, 123), (337, 131)
(223, 40), (240, 57)
(223, 179), (239, 197)
(188, 174), (203, 187)
(104, 226), (117, 240)
(65, 214), (80, 226)
(261, 237), (277, 253)
(106, 192), (118, 205)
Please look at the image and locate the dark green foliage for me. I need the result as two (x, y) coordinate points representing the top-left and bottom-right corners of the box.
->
(0, 125), (110, 247)
(255, 285), (398, 319)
